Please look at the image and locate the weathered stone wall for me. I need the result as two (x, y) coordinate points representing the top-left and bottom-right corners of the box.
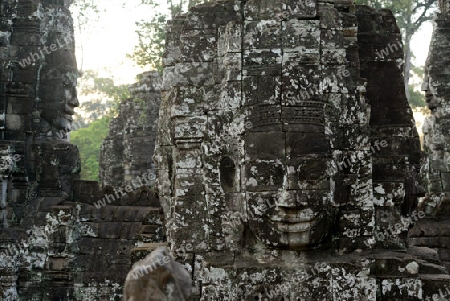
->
(356, 5), (423, 247)
(421, 0), (450, 214)
(410, 0), (450, 274)
(0, 1), (164, 300)
(3, 0), (450, 300)
(99, 71), (160, 188)
(0, 1), (81, 298)
(155, 0), (447, 300)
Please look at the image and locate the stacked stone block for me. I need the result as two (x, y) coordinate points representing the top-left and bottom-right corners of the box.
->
(356, 6), (423, 249)
(0, 1), (164, 300)
(421, 0), (450, 215)
(99, 71), (160, 188)
(155, 0), (442, 300)
(410, 0), (450, 279)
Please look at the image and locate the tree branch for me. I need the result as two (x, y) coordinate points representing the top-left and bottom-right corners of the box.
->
(411, 0), (436, 32)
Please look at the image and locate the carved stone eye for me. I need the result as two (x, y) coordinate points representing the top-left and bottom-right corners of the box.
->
(220, 157), (235, 193)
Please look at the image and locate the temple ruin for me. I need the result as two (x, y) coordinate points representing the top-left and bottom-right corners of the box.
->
(0, 1), (163, 300)
(0, 0), (449, 300)
(99, 71), (161, 188)
(154, 0), (449, 299)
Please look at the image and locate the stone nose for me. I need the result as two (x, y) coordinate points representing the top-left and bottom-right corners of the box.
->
(71, 95), (79, 107)
(278, 167), (309, 209)
(278, 189), (309, 209)
(65, 88), (79, 107)
(421, 80), (429, 92)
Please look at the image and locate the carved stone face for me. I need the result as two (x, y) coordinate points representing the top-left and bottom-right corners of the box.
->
(38, 50), (78, 140)
(242, 105), (336, 250)
(422, 74), (439, 111)
(55, 75), (79, 131)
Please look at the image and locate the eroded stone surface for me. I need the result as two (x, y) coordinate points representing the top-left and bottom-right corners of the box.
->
(411, 0), (450, 277)
(100, 71), (161, 188)
(155, 0), (442, 299)
(421, 0), (450, 213)
(2, 0), (450, 300)
(0, 2), (164, 300)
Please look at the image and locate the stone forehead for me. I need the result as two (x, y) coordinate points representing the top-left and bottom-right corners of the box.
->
(40, 50), (78, 85)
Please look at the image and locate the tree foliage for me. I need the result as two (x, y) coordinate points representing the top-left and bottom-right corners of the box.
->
(71, 116), (111, 181)
(409, 62), (427, 107)
(409, 85), (427, 107)
(130, 15), (167, 73)
(356, 0), (436, 35)
(74, 70), (130, 125)
(128, 0), (210, 71)
(71, 70), (131, 181)
(70, 0), (102, 71)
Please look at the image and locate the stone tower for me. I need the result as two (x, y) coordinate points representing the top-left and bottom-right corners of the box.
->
(0, 0), (80, 299)
(154, 0), (448, 299)
(0, 2), (163, 300)
(411, 0), (450, 274)
(99, 71), (160, 188)
(422, 0), (450, 209)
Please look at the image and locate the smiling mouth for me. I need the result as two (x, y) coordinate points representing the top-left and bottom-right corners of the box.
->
(276, 220), (318, 233)
(64, 104), (76, 115)
(63, 114), (73, 121)
(270, 210), (322, 233)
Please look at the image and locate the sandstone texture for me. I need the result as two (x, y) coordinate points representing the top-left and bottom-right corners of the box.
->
(2, 0), (450, 300)
(100, 71), (161, 188)
(0, 1), (163, 300)
(123, 246), (192, 301)
(410, 0), (450, 278)
(154, 0), (447, 300)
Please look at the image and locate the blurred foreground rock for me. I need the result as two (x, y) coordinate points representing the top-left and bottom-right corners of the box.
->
(123, 247), (192, 301)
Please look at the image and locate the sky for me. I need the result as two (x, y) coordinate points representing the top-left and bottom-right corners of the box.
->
(71, 0), (151, 85)
(411, 21), (434, 79)
(71, 1), (435, 92)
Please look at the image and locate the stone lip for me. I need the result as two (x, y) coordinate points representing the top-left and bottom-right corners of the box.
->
(196, 248), (449, 300)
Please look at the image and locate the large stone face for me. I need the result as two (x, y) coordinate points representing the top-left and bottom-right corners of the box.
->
(155, 0), (443, 299)
(156, 0), (420, 253)
(0, 2), (164, 300)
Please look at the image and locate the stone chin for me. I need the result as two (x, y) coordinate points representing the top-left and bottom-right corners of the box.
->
(247, 190), (336, 250)
(53, 114), (73, 132)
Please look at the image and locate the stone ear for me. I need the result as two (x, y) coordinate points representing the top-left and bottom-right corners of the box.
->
(220, 156), (235, 193)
